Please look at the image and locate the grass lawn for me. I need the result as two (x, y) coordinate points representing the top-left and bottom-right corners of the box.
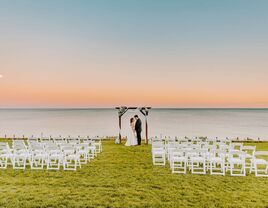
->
(0, 140), (268, 208)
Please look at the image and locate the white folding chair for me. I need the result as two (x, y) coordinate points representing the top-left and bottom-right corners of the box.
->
(208, 150), (226, 176)
(76, 143), (89, 164)
(152, 147), (166, 166)
(62, 146), (79, 171)
(12, 148), (28, 169)
(171, 150), (187, 174)
(93, 139), (102, 154)
(46, 147), (62, 170)
(152, 141), (166, 166)
(251, 151), (268, 177)
(86, 142), (96, 159)
(188, 149), (207, 174)
(30, 147), (46, 170)
(167, 142), (178, 161)
(228, 150), (246, 176)
(0, 143), (9, 169)
(242, 146), (256, 171)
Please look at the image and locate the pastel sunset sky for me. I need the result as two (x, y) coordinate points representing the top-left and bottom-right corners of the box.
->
(0, 0), (268, 108)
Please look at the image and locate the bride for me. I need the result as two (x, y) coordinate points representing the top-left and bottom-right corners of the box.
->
(125, 117), (138, 146)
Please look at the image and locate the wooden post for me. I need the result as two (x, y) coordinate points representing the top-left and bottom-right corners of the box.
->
(145, 116), (148, 144)
(145, 108), (149, 144)
(139, 108), (150, 145)
(119, 115), (122, 143)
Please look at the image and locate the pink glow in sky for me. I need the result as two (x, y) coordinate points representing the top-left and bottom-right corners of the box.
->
(1, 1), (268, 108)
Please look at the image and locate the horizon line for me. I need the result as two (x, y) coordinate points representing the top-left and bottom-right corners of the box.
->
(1, 107), (268, 110)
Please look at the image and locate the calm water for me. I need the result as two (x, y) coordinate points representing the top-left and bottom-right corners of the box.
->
(0, 109), (268, 140)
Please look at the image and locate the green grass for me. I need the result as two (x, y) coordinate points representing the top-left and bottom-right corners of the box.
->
(0, 140), (268, 208)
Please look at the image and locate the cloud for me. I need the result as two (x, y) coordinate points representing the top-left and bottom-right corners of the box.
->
(0, 74), (3, 78)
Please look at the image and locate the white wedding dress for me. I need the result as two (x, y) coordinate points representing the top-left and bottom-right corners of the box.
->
(125, 122), (138, 146)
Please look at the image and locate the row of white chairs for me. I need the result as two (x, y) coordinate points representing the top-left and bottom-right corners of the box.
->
(152, 140), (268, 177)
(0, 137), (103, 171)
(150, 136), (232, 144)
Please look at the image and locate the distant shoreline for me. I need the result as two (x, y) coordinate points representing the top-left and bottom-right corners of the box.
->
(0, 108), (268, 110)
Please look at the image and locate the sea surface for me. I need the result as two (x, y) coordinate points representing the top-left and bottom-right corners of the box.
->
(0, 108), (268, 140)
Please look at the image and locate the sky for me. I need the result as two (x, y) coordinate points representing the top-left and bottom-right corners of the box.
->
(0, 0), (268, 108)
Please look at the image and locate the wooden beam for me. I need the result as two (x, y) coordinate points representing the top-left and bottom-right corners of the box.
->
(116, 107), (151, 110)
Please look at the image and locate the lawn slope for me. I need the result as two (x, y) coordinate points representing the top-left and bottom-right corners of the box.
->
(0, 141), (267, 207)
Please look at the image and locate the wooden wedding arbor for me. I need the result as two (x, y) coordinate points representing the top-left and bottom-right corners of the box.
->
(115, 106), (151, 144)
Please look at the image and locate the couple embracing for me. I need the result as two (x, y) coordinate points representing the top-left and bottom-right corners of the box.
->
(125, 115), (142, 146)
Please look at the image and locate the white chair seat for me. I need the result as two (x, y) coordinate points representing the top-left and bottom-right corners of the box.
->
(173, 156), (186, 162)
(33, 155), (44, 159)
(49, 155), (62, 160)
(210, 157), (223, 163)
(153, 150), (165, 154)
(191, 156), (205, 162)
(246, 154), (253, 158)
(253, 159), (268, 164)
(229, 158), (243, 164)
(65, 154), (77, 160)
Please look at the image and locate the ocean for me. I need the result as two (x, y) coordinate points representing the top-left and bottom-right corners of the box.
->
(0, 108), (268, 140)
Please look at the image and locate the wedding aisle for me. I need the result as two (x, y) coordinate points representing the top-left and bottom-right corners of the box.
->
(0, 140), (267, 207)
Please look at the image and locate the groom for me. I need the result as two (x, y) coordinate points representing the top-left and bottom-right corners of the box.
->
(134, 115), (142, 145)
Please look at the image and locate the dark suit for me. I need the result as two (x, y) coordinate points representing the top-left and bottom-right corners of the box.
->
(135, 118), (142, 145)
